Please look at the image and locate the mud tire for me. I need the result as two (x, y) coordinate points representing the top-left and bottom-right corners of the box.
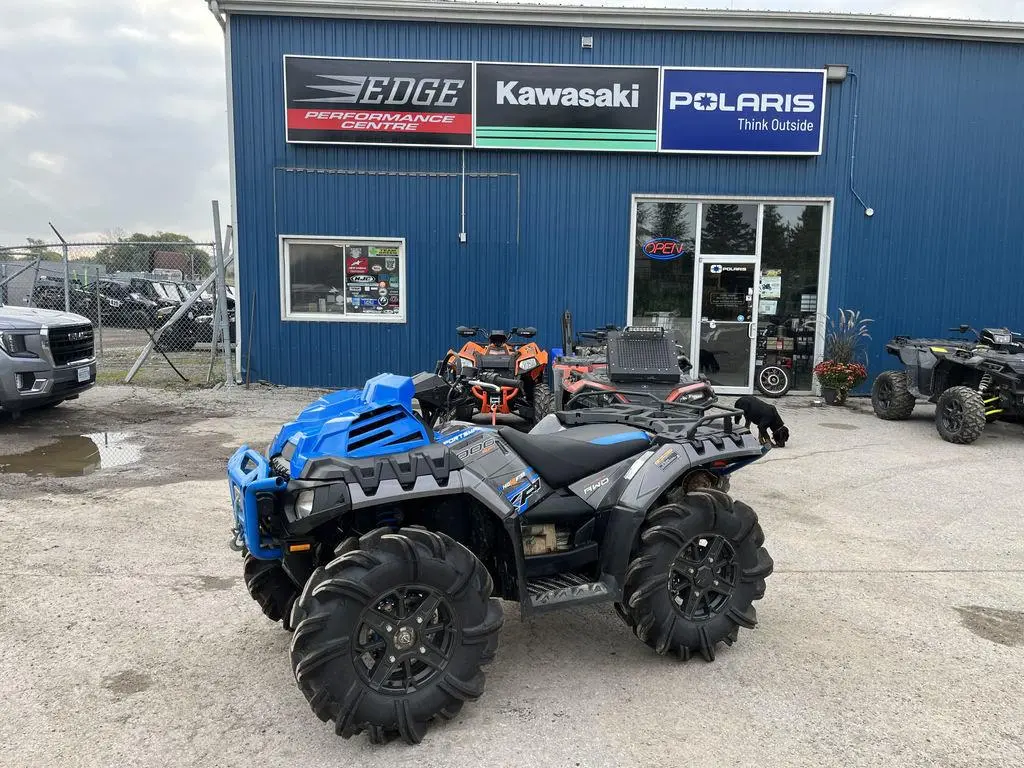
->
(871, 371), (916, 420)
(614, 491), (772, 661)
(289, 527), (503, 745)
(935, 386), (986, 444)
(244, 553), (300, 631)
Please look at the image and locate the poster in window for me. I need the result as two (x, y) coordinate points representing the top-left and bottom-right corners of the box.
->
(760, 269), (782, 299)
(345, 245), (401, 316)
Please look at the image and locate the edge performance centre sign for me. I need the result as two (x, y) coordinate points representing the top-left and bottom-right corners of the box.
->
(284, 56), (474, 147)
(660, 68), (827, 155)
(474, 63), (660, 152)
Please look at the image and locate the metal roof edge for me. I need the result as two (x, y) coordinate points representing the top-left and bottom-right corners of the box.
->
(210, 0), (1024, 43)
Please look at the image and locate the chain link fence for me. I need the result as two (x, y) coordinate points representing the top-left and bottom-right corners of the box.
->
(0, 236), (236, 387)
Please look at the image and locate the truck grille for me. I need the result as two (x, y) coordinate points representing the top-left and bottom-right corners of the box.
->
(49, 324), (95, 366)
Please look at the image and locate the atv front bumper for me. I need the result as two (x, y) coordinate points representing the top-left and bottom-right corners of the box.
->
(227, 445), (286, 560)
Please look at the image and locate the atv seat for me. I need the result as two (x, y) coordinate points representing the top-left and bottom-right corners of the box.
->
(498, 426), (651, 488)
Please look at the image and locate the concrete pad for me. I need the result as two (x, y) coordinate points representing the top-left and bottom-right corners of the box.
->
(0, 387), (1021, 767)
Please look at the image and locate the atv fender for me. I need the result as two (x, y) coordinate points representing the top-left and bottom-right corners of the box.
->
(598, 435), (765, 586)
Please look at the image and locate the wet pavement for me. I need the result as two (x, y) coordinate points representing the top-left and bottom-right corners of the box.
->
(0, 432), (141, 477)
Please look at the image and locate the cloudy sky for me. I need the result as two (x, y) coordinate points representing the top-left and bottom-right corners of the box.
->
(1, 0), (1022, 246)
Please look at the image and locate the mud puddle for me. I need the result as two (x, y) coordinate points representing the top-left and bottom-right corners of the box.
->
(0, 432), (141, 477)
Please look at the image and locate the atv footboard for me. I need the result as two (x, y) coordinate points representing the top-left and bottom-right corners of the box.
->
(228, 446), (287, 560)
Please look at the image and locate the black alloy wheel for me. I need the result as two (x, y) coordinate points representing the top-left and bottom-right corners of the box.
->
(353, 586), (457, 694)
(667, 534), (738, 622)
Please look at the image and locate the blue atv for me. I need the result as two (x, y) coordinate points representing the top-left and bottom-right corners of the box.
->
(227, 371), (774, 745)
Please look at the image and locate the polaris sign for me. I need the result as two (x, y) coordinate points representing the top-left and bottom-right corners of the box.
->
(660, 68), (827, 155)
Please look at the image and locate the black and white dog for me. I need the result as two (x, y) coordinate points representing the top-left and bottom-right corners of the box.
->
(734, 395), (790, 447)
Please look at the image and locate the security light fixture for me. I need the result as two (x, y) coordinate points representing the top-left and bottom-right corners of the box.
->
(581, 35), (593, 49)
(826, 64), (849, 83)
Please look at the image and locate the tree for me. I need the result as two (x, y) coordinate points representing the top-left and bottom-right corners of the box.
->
(3, 238), (63, 261)
(93, 232), (211, 277)
(701, 203), (755, 255)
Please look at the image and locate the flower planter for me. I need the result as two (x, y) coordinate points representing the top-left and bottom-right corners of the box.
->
(822, 388), (847, 405)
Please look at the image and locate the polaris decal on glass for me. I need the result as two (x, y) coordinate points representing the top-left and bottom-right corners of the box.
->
(284, 56), (473, 147)
(642, 238), (692, 261)
(660, 68), (827, 155)
(475, 63), (659, 152)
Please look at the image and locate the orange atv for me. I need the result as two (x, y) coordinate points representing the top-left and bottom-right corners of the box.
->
(437, 326), (553, 425)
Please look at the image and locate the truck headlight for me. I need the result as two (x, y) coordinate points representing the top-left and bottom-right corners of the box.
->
(518, 357), (538, 372)
(296, 490), (315, 517)
(0, 332), (37, 359)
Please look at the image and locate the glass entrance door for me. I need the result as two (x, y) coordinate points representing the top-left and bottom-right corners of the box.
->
(696, 260), (757, 392)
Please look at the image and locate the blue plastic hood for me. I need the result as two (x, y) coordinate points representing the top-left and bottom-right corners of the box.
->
(269, 373), (432, 477)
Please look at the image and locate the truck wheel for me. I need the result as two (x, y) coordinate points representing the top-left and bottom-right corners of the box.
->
(755, 366), (791, 398)
(244, 553), (299, 631)
(616, 491), (773, 661)
(935, 386), (986, 444)
(871, 371), (916, 420)
(289, 527), (503, 745)
(532, 383), (554, 424)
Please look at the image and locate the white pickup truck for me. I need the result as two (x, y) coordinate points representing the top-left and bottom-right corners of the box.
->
(0, 304), (96, 415)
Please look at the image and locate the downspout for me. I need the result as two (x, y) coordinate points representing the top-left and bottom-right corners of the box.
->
(207, 0), (226, 30)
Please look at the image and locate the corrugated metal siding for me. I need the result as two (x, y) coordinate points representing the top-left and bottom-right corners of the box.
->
(230, 15), (1024, 387)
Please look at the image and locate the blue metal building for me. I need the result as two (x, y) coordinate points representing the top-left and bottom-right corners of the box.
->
(208, 0), (1024, 394)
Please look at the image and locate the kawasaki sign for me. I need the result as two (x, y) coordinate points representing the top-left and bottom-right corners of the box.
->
(474, 63), (659, 152)
(284, 56), (473, 147)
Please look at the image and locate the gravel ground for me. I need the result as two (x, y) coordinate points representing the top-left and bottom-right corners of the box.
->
(0, 386), (1022, 768)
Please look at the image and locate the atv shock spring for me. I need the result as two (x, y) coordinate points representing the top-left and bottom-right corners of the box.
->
(979, 373), (993, 392)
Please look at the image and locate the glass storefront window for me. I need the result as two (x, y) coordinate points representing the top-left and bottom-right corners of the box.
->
(700, 203), (758, 255)
(757, 204), (823, 391)
(630, 201), (697, 351)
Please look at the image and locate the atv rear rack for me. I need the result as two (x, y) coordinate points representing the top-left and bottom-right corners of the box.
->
(556, 398), (746, 446)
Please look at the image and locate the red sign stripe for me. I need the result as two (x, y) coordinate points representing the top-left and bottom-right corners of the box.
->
(287, 109), (471, 135)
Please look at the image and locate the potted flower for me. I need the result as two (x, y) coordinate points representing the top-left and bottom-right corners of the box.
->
(813, 360), (868, 404)
(814, 308), (872, 405)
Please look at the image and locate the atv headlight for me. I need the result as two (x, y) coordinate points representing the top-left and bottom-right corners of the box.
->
(296, 490), (315, 517)
(156, 306), (173, 318)
(518, 357), (538, 372)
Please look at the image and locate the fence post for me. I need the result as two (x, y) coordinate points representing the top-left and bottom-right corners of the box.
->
(49, 222), (70, 313)
(94, 266), (104, 358)
(212, 200), (233, 386)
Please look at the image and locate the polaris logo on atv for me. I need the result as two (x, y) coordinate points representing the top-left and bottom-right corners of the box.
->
(642, 238), (689, 261)
(583, 477), (610, 495)
(496, 81), (639, 108)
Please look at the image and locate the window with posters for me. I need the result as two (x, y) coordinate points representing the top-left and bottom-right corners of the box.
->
(280, 236), (406, 323)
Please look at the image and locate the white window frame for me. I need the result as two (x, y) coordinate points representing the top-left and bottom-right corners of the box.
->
(279, 235), (407, 323)
(627, 194), (833, 395)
